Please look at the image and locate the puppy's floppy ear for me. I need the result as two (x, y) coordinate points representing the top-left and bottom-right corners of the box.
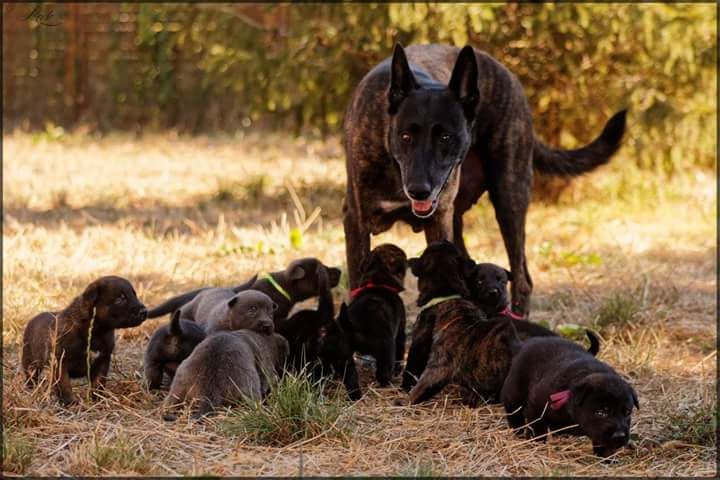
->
(388, 42), (419, 114)
(170, 310), (182, 335)
(227, 296), (238, 308)
(328, 267), (342, 287)
(630, 387), (640, 410)
(408, 257), (422, 276)
(82, 280), (100, 304)
(461, 257), (477, 281)
(571, 378), (594, 406)
(448, 45), (479, 121)
(289, 265), (306, 281)
(504, 268), (513, 282)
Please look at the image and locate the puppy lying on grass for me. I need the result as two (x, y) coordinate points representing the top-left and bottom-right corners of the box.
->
(344, 243), (407, 386)
(401, 241), (555, 406)
(143, 310), (206, 390)
(277, 269), (361, 400)
(501, 335), (639, 458)
(147, 257), (341, 326)
(21, 276), (147, 405)
(163, 329), (288, 419)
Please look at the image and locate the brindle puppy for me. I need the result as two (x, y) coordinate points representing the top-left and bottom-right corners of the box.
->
(143, 310), (207, 390)
(147, 258), (341, 326)
(401, 241), (555, 406)
(345, 243), (407, 386)
(501, 336), (639, 458)
(277, 270), (361, 401)
(21, 276), (147, 405)
(163, 330), (289, 419)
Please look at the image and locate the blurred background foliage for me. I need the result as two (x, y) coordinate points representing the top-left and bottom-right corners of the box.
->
(3, 3), (716, 175)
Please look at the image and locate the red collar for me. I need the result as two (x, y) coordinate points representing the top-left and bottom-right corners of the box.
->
(500, 305), (525, 320)
(549, 390), (571, 410)
(350, 282), (401, 299)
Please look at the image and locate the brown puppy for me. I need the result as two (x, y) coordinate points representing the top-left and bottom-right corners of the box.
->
(143, 310), (207, 390)
(401, 241), (555, 406)
(501, 336), (639, 458)
(163, 330), (289, 419)
(345, 243), (408, 386)
(21, 276), (147, 405)
(147, 258), (342, 325)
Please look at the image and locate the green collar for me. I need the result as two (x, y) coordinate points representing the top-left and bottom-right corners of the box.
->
(417, 294), (462, 314)
(261, 273), (292, 302)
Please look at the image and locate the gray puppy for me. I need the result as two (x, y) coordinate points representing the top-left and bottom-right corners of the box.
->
(144, 310), (207, 390)
(178, 289), (277, 335)
(163, 330), (289, 418)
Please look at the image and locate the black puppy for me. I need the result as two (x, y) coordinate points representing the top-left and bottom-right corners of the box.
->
(277, 270), (361, 401)
(501, 336), (639, 457)
(467, 262), (519, 318)
(144, 310), (207, 390)
(22, 276), (148, 405)
(401, 241), (555, 405)
(344, 244), (407, 386)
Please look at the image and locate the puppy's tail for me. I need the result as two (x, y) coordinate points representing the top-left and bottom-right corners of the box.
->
(231, 273), (259, 293)
(147, 288), (206, 319)
(586, 329), (601, 356)
(533, 110), (627, 176)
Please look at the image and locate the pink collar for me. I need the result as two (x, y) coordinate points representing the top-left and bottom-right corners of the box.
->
(350, 282), (401, 299)
(500, 305), (525, 320)
(549, 390), (571, 410)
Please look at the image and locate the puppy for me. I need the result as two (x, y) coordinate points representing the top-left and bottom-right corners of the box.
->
(175, 289), (277, 335)
(401, 241), (555, 406)
(143, 310), (207, 390)
(147, 258), (342, 324)
(21, 276), (147, 405)
(344, 243), (407, 386)
(467, 262), (517, 317)
(277, 270), (361, 401)
(163, 330), (289, 418)
(501, 336), (639, 457)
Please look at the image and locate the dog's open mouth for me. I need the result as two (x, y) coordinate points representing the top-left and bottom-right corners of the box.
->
(410, 198), (437, 218)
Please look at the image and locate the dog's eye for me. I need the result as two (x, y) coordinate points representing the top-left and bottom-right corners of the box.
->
(400, 132), (412, 143)
(624, 408), (632, 416)
(439, 133), (452, 143)
(594, 408), (609, 418)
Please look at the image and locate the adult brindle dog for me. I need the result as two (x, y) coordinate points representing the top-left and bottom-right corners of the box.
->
(343, 43), (627, 315)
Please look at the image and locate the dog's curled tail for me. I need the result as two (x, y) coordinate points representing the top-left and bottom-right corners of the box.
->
(586, 329), (601, 356)
(533, 109), (627, 176)
(146, 288), (207, 318)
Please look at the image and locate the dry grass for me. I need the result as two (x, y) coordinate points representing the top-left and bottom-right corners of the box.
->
(2, 130), (717, 476)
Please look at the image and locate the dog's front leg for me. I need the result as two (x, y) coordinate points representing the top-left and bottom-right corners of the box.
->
(90, 353), (111, 395)
(53, 359), (77, 406)
(343, 199), (370, 289)
(423, 208), (454, 245)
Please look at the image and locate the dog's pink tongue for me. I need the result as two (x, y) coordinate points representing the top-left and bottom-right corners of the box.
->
(411, 199), (433, 213)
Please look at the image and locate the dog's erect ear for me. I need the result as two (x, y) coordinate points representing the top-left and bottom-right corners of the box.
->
(170, 310), (182, 335)
(82, 280), (100, 304)
(388, 42), (419, 114)
(289, 265), (306, 281)
(504, 268), (513, 282)
(448, 45), (479, 121)
(227, 296), (238, 308)
(630, 387), (640, 410)
(408, 257), (423, 277)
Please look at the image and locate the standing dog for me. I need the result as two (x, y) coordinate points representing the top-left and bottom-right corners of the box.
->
(345, 243), (408, 386)
(147, 258), (341, 327)
(401, 241), (555, 405)
(501, 336), (638, 457)
(143, 310), (207, 390)
(343, 43), (627, 315)
(21, 276), (148, 405)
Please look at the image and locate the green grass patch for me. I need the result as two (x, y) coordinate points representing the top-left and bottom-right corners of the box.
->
(662, 398), (717, 448)
(593, 292), (641, 331)
(220, 368), (351, 446)
(89, 436), (152, 474)
(2, 429), (34, 474)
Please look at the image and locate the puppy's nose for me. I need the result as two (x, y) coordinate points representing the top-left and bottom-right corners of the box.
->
(407, 184), (431, 200)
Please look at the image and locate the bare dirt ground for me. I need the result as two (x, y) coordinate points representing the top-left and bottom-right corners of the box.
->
(2, 131), (716, 476)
